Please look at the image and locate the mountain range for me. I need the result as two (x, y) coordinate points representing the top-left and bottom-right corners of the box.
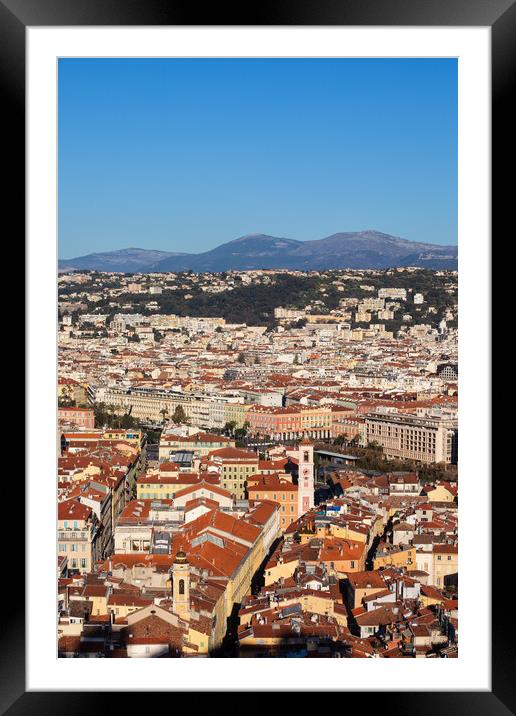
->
(58, 231), (458, 273)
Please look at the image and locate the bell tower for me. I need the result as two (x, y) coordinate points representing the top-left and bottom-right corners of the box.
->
(171, 549), (190, 619)
(297, 439), (314, 516)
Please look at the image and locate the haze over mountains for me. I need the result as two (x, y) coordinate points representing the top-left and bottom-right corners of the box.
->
(59, 231), (458, 273)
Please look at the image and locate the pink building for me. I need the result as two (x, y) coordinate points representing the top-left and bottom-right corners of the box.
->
(58, 407), (95, 430)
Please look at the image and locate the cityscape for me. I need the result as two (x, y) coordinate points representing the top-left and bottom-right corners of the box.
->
(56, 56), (457, 661)
(57, 265), (458, 658)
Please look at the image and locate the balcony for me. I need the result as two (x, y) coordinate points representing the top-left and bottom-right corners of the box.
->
(57, 531), (88, 541)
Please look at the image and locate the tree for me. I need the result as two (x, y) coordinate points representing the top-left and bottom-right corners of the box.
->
(120, 413), (137, 429)
(224, 420), (237, 436)
(58, 395), (76, 408)
(237, 352), (245, 364)
(93, 402), (125, 429)
(159, 406), (169, 423)
(172, 405), (188, 424)
(234, 421), (251, 442)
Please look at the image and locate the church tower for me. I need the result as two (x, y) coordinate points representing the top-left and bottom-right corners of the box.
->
(171, 549), (190, 619)
(297, 439), (314, 516)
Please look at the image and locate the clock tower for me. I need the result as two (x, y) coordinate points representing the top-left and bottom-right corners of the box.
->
(297, 439), (314, 516)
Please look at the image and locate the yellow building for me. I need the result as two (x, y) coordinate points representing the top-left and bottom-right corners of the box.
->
(57, 499), (100, 574)
(107, 592), (154, 620)
(281, 592), (348, 627)
(264, 537), (366, 586)
(346, 570), (387, 610)
(207, 447), (259, 500)
(159, 431), (235, 461)
(373, 543), (416, 570)
(136, 472), (200, 500)
(224, 402), (248, 429)
(424, 484), (457, 503)
(264, 555), (300, 586)
(175, 505), (279, 620)
(419, 585), (446, 608)
(103, 429), (143, 448)
(432, 544), (458, 588)
(318, 521), (369, 545)
(248, 474), (299, 532)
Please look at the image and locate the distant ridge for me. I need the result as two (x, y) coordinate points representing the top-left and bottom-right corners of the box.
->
(59, 231), (458, 273)
(58, 247), (190, 273)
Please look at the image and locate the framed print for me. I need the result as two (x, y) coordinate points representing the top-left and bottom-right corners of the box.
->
(1, 0), (511, 710)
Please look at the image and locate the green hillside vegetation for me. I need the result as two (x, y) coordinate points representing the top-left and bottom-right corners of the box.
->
(59, 269), (457, 329)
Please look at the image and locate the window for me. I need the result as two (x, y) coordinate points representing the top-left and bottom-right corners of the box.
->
(179, 579), (185, 595)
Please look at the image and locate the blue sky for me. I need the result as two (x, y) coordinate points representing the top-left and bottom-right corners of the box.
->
(58, 58), (457, 258)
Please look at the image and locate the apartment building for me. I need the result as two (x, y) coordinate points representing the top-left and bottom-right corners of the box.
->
(245, 404), (333, 440)
(207, 447), (260, 500)
(58, 499), (101, 574)
(223, 402), (248, 428)
(378, 288), (407, 300)
(416, 543), (458, 589)
(136, 472), (218, 501)
(248, 475), (299, 532)
(274, 306), (306, 322)
(365, 410), (458, 464)
(58, 406), (95, 429)
(102, 386), (244, 429)
(159, 431), (235, 461)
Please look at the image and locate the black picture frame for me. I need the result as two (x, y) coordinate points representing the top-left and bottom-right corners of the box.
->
(3, 0), (508, 711)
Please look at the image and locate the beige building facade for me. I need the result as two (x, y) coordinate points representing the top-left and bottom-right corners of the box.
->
(365, 411), (458, 464)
